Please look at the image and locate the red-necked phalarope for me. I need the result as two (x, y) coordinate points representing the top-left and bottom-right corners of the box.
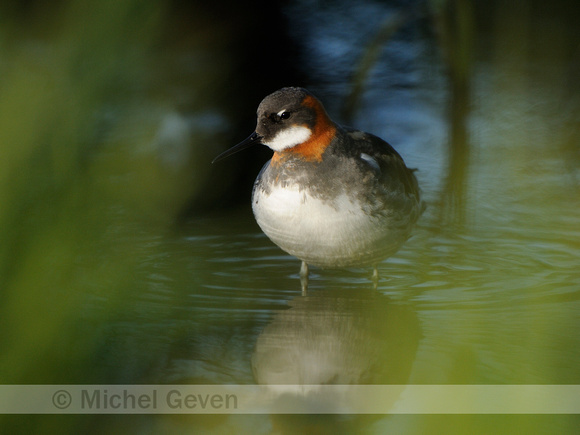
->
(213, 87), (423, 284)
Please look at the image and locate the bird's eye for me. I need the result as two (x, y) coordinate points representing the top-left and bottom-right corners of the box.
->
(269, 111), (291, 122)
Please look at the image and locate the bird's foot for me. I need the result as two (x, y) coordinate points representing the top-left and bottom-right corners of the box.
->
(371, 266), (379, 289)
(300, 261), (309, 295)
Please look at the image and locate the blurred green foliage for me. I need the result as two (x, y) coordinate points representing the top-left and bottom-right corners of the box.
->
(0, 0), (180, 384)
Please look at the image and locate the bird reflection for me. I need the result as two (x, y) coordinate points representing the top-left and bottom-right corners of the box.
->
(252, 286), (421, 418)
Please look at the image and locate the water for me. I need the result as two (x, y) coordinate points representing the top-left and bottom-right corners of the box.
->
(118, 179), (578, 389)
(82, 141), (579, 433)
(96, 50), (580, 433)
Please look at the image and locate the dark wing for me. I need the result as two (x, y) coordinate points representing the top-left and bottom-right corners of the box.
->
(344, 128), (424, 224)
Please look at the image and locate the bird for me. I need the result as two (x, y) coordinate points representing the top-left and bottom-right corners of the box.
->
(213, 87), (423, 287)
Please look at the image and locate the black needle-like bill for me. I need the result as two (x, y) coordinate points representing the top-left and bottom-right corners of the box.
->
(212, 132), (263, 163)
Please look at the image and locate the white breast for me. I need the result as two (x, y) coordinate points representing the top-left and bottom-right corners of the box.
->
(252, 183), (406, 268)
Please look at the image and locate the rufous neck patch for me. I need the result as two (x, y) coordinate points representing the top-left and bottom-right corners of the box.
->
(272, 95), (336, 165)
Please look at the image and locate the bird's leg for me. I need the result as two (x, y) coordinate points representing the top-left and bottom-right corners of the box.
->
(300, 261), (309, 295)
(371, 265), (379, 289)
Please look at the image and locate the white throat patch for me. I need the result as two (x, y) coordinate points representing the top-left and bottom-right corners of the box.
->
(262, 126), (312, 152)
